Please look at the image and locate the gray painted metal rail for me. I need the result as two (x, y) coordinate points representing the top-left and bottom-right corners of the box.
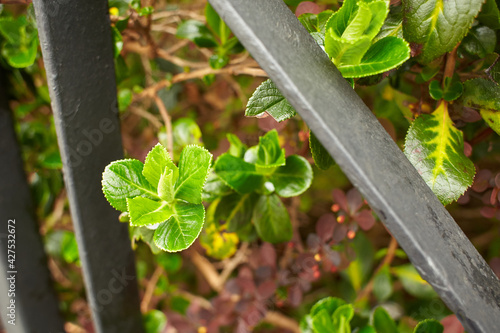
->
(32, 1), (144, 332)
(0, 67), (65, 333)
(208, 0), (500, 331)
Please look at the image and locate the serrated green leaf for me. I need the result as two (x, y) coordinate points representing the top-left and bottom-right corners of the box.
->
(102, 159), (158, 212)
(253, 194), (292, 243)
(176, 20), (218, 48)
(311, 297), (346, 316)
(127, 196), (173, 227)
(174, 145), (212, 204)
(257, 129), (286, 168)
(403, 0), (483, 64)
(373, 307), (398, 333)
(299, 13), (319, 33)
(130, 226), (162, 254)
(216, 192), (258, 232)
(214, 153), (265, 193)
(413, 320), (444, 333)
(326, 0), (358, 38)
(393, 264), (437, 299)
(461, 25), (497, 59)
(158, 168), (175, 203)
(154, 202), (205, 252)
(404, 103), (475, 205)
(374, 6), (404, 43)
(338, 37), (410, 78)
(462, 78), (500, 135)
(202, 172), (232, 202)
(373, 264), (393, 301)
(227, 133), (247, 158)
(478, 0), (500, 30)
(326, 33), (372, 66)
(310, 130), (335, 170)
(143, 143), (177, 188)
(246, 79), (297, 122)
(312, 309), (335, 333)
(270, 155), (313, 197)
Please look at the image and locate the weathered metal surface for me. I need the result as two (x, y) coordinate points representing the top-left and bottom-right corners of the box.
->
(208, 0), (500, 331)
(0, 66), (65, 333)
(32, 1), (144, 332)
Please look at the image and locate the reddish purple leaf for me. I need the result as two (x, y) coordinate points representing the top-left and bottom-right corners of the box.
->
(480, 206), (497, 219)
(295, 1), (321, 17)
(354, 209), (376, 230)
(472, 169), (492, 192)
(332, 189), (349, 212)
(260, 243), (277, 268)
(316, 213), (336, 242)
(288, 284), (303, 307)
(441, 314), (465, 333)
(346, 188), (363, 215)
(257, 280), (276, 299)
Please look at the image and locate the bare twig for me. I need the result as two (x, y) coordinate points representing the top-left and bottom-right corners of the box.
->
(263, 311), (300, 333)
(190, 251), (223, 292)
(219, 242), (249, 284)
(153, 95), (174, 156)
(129, 105), (163, 129)
(141, 265), (164, 313)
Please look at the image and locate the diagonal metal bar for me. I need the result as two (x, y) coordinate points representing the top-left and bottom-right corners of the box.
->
(32, 1), (144, 332)
(208, 0), (500, 331)
(0, 66), (65, 333)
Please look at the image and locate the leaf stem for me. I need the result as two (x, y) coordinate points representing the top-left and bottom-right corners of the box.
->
(442, 43), (459, 85)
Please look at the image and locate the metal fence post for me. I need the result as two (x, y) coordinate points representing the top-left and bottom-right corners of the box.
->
(32, 1), (144, 332)
(0, 66), (65, 333)
(208, 0), (500, 331)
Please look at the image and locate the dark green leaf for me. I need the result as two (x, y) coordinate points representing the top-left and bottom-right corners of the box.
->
(428, 80), (443, 100)
(486, 57), (500, 84)
(102, 159), (158, 212)
(393, 264), (438, 299)
(374, 6), (404, 42)
(373, 307), (398, 333)
(310, 130), (335, 170)
(174, 145), (212, 204)
(253, 194), (292, 243)
(112, 26), (123, 59)
(176, 20), (218, 48)
(154, 202), (205, 252)
(214, 153), (264, 193)
(246, 79), (297, 122)
(460, 25), (497, 59)
(462, 78), (500, 135)
(257, 129), (286, 168)
(413, 319), (444, 333)
(404, 103), (475, 205)
(270, 155), (313, 197)
(202, 172), (232, 202)
(403, 0), (483, 64)
(216, 192), (258, 232)
(127, 196), (173, 227)
(478, 0), (500, 30)
(205, 3), (231, 41)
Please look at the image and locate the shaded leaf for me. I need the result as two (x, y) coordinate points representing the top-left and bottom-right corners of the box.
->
(373, 307), (398, 333)
(270, 155), (313, 197)
(404, 103), (475, 205)
(462, 78), (500, 135)
(478, 0), (500, 30)
(176, 20), (218, 47)
(414, 320), (444, 333)
(257, 129), (286, 168)
(216, 192), (258, 233)
(253, 194), (292, 243)
(393, 264), (437, 299)
(460, 25), (497, 59)
(312, 309), (334, 333)
(310, 130), (335, 170)
(245, 79), (297, 122)
(373, 264), (393, 301)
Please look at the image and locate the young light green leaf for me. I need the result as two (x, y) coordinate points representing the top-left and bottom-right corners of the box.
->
(404, 103), (475, 205)
(0, 16), (38, 68)
(176, 20), (218, 48)
(462, 78), (500, 135)
(205, 3), (230, 40)
(311, 297), (346, 316)
(214, 153), (264, 193)
(127, 196), (173, 227)
(158, 168), (175, 203)
(154, 202), (205, 252)
(174, 145), (212, 204)
(245, 79), (297, 122)
(143, 143), (177, 188)
(102, 159), (158, 212)
(270, 155), (313, 197)
(312, 309), (335, 333)
(332, 304), (354, 333)
(403, 0), (483, 64)
(393, 264), (437, 299)
(373, 307), (398, 333)
(326, 0), (358, 38)
(227, 133), (247, 158)
(257, 129), (286, 168)
(413, 320), (444, 333)
(326, 34), (372, 66)
(309, 130), (335, 170)
(253, 194), (292, 243)
(338, 37), (410, 78)
(216, 192), (259, 232)
(374, 6), (403, 43)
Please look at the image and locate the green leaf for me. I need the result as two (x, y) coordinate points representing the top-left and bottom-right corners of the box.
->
(270, 155), (313, 197)
(214, 153), (265, 193)
(102, 159), (158, 212)
(245, 79), (297, 122)
(205, 3), (231, 41)
(373, 264), (393, 301)
(158, 168), (175, 203)
(478, 0), (500, 30)
(154, 202), (205, 252)
(373, 307), (398, 333)
(462, 78), (500, 135)
(0, 16), (38, 68)
(487, 57), (500, 84)
(257, 129), (286, 168)
(374, 6), (404, 43)
(143, 143), (177, 188)
(227, 133), (247, 158)
(176, 20), (218, 48)
(174, 145), (212, 204)
(312, 309), (335, 333)
(403, 0), (483, 64)
(460, 25), (497, 59)
(311, 297), (346, 316)
(253, 194), (292, 243)
(216, 192), (259, 232)
(338, 37), (410, 78)
(413, 319), (444, 333)
(202, 172), (232, 202)
(404, 103), (475, 205)
(359, 327), (377, 333)
(332, 304), (354, 333)
(143, 310), (167, 333)
(309, 130), (335, 170)
(127, 196), (173, 227)
(393, 264), (438, 299)
(428, 80), (443, 100)
(130, 226), (162, 254)
(172, 118), (203, 154)
(111, 26), (123, 59)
